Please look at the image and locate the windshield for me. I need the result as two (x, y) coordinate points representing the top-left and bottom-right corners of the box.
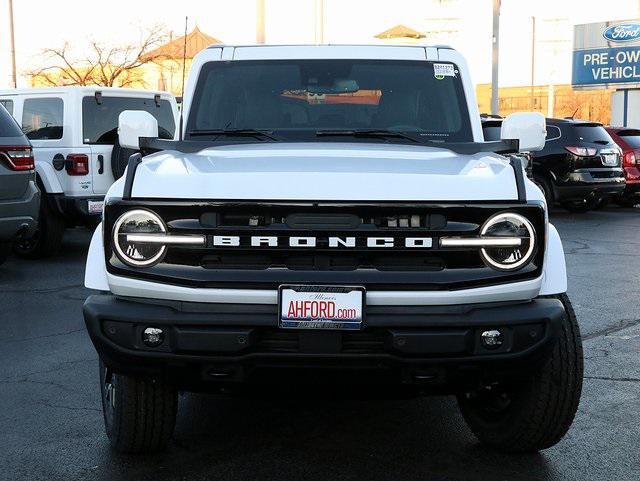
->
(186, 59), (473, 143)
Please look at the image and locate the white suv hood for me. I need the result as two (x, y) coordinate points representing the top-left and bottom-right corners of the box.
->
(130, 143), (518, 201)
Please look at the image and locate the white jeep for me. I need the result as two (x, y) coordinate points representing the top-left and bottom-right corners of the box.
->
(0, 87), (178, 257)
(83, 45), (583, 454)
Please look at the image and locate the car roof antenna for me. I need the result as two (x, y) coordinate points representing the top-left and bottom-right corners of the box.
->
(178, 16), (188, 141)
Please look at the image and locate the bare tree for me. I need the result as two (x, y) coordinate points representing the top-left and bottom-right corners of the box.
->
(27, 24), (168, 87)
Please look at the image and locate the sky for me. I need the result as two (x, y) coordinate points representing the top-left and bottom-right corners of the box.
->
(1, 0), (639, 89)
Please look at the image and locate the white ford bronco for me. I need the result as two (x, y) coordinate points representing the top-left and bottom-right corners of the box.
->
(83, 45), (583, 454)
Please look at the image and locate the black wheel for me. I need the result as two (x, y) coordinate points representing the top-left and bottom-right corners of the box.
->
(561, 198), (596, 213)
(0, 242), (10, 266)
(100, 361), (177, 453)
(111, 137), (138, 180)
(533, 176), (554, 207)
(13, 198), (65, 258)
(457, 293), (583, 453)
(592, 196), (609, 210)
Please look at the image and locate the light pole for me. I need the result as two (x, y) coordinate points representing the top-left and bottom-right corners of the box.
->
(256, 0), (266, 44)
(490, 0), (501, 115)
(530, 16), (536, 110)
(314, 0), (325, 44)
(9, 0), (17, 88)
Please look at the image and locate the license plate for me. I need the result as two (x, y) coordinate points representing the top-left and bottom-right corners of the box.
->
(279, 285), (365, 330)
(87, 200), (104, 214)
(602, 154), (618, 166)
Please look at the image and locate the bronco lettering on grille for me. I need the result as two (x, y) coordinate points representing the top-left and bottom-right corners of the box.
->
(211, 236), (433, 249)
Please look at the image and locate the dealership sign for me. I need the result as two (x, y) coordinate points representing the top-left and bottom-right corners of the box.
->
(573, 20), (640, 88)
(602, 23), (640, 43)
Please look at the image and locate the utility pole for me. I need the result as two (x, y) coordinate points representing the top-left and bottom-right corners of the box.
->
(314, 0), (325, 44)
(8, 0), (17, 88)
(256, 0), (266, 44)
(530, 16), (536, 110)
(490, 0), (501, 115)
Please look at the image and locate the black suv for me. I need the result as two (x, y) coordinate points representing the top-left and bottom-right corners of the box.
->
(482, 117), (625, 212)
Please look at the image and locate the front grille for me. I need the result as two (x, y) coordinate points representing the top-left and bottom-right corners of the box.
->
(255, 329), (387, 354)
(104, 200), (546, 290)
(170, 250), (480, 272)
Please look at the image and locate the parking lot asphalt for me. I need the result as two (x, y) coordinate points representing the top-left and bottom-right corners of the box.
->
(1, 207), (639, 481)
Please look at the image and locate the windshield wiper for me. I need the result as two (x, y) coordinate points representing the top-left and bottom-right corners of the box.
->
(188, 129), (280, 141)
(315, 129), (521, 155)
(316, 129), (421, 143)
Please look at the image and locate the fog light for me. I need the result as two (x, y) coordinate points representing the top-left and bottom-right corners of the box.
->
(481, 329), (503, 349)
(142, 327), (164, 347)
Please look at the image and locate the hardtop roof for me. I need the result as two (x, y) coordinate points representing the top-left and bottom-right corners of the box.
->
(0, 86), (174, 98)
(205, 43), (454, 50)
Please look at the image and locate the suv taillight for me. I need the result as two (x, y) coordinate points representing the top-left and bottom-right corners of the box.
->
(564, 146), (597, 157)
(66, 154), (89, 176)
(623, 151), (637, 166)
(0, 145), (34, 171)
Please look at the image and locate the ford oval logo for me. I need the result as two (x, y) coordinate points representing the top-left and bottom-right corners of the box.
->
(602, 23), (640, 43)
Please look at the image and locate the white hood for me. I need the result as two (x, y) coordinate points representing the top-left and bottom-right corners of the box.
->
(130, 143), (518, 201)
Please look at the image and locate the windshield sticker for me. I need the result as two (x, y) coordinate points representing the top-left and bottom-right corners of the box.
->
(433, 63), (456, 79)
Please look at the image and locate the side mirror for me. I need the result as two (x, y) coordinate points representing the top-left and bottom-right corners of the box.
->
(118, 110), (158, 150)
(501, 112), (546, 152)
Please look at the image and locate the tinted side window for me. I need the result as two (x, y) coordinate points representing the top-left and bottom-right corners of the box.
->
(545, 125), (561, 141)
(82, 96), (175, 144)
(0, 103), (23, 137)
(22, 98), (64, 140)
(481, 122), (502, 141)
(0, 99), (14, 116)
(617, 130), (640, 149)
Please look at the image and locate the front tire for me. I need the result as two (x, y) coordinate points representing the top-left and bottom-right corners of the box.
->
(457, 293), (583, 453)
(99, 361), (178, 453)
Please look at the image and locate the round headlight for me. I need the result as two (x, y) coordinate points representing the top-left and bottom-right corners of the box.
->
(113, 209), (167, 267)
(479, 212), (536, 271)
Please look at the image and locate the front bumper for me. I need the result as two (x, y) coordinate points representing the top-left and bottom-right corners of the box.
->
(84, 294), (565, 392)
(0, 181), (39, 242)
